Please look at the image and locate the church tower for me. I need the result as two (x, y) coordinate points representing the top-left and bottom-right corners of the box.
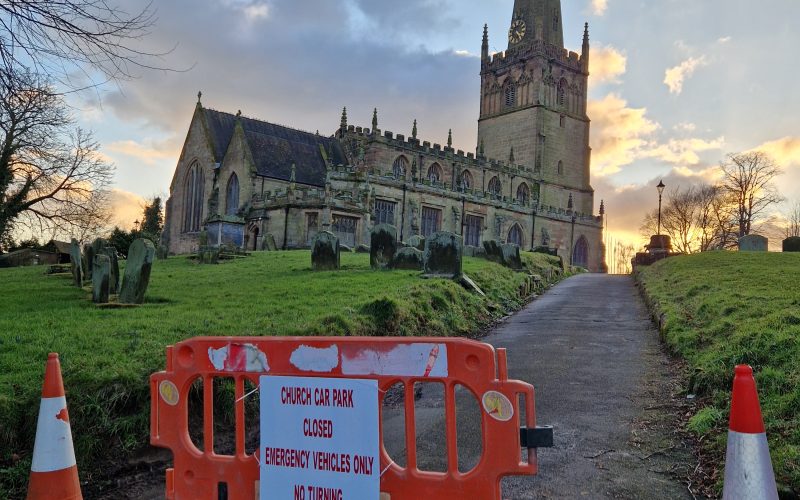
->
(477, 0), (592, 215)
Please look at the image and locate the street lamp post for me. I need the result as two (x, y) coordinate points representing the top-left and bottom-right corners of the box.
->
(657, 180), (666, 235)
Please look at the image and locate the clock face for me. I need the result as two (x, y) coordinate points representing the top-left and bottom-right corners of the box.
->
(508, 19), (527, 44)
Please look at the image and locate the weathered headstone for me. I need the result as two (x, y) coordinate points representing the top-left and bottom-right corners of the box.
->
(69, 239), (82, 287)
(356, 244), (370, 253)
(82, 243), (94, 281)
(370, 224), (398, 270)
(261, 233), (278, 251)
(156, 246), (169, 260)
(482, 240), (503, 264)
(391, 247), (424, 271)
(423, 231), (463, 278)
(102, 247), (120, 293)
(783, 237), (800, 253)
(311, 231), (340, 271)
(407, 235), (425, 252)
(501, 243), (524, 270)
(739, 234), (768, 252)
(119, 239), (156, 304)
(198, 246), (220, 264)
(92, 254), (111, 303)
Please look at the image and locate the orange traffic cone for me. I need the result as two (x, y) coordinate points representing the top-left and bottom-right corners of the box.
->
(26, 353), (83, 500)
(722, 365), (778, 500)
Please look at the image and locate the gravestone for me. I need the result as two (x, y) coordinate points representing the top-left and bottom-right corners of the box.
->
(69, 239), (83, 287)
(356, 244), (370, 253)
(312, 231), (340, 271)
(423, 231), (463, 279)
(739, 234), (768, 252)
(340, 245), (353, 253)
(407, 235), (425, 252)
(501, 243), (524, 270)
(370, 224), (398, 270)
(92, 254), (111, 304)
(119, 239), (156, 304)
(198, 246), (220, 264)
(784, 237), (800, 252)
(156, 246), (169, 260)
(102, 247), (120, 293)
(482, 240), (504, 264)
(261, 233), (278, 251)
(82, 243), (94, 281)
(391, 247), (424, 271)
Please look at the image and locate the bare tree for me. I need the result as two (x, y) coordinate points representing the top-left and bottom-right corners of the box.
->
(615, 241), (634, 274)
(785, 202), (800, 238)
(0, 0), (165, 91)
(719, 151), (784, 238)
(660, 187), (698, 254)
(0, 74), (112, 249)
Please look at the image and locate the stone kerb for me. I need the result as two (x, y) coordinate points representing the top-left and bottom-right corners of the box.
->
(312, 231), (340, 271)
(69, 239), (83, 287)
(739, 234), (768, 252)
(119, 239), (156, 304)
(783, 237), (800, 252)
(423, 231), (463, 279)
(370, 224), (397, 270)
(92, 254), (111, 304)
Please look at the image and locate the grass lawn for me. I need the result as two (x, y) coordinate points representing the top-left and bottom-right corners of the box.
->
(636, 251), (800, 493)
(0, 249), (563, 495)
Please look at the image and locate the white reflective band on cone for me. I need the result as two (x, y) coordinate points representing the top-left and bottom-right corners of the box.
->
(31, 396), (77, 472)
(723, 431), (778, 500)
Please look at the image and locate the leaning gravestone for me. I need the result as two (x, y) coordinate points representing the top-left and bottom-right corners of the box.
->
(739, 234), (768, 252)
(407, 235), (426, 252)
(102, 247), (120, 293)
(69, 239), (83, 287)
(311, 231), (340, 271)
(370, 224), (398, 270)
(119, 239), (156, 304)
(501, 243), (524, 270)
(391, 247), (424, 271)
(92, 254), (111, 303)
(784, 237), (800, 253)
(261, 233), (278, 251)
(482, 240), (504, 264)
(424, 231), (463, 279)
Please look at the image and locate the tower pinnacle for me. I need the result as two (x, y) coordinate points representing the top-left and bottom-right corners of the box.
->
(372, 108), (379, 132)
(582, 22), (590, 72)
(508, 0), (564, 49)
(481, 24), (489, 61)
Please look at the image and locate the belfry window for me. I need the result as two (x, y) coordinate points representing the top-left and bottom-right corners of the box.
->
(226, 173), (240, 216)
(558, 79), (568, 107)
(182, 162), (204, 233)
(505, 85), (516, 108)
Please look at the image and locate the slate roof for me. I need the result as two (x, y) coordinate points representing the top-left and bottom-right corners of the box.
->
(202, 108), (347, 187)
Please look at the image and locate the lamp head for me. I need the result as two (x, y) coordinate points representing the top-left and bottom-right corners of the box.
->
(657, 180), (666, 197)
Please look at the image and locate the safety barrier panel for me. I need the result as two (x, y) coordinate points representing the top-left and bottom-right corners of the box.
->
(151, 337), (550, 499)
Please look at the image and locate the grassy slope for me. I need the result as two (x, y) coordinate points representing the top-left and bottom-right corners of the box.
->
(0, 250), (562, 494)
(637, 252), (800, 492)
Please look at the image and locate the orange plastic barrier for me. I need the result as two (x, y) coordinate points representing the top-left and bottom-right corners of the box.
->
(151, 337), (546, 499)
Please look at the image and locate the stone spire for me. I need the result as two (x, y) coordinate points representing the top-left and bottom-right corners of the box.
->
(372, 108), (378, 132)
(197, 91), (202, 105)
(447, 129), (453, 149)
(412, 119), (418, 139)
(599, 199), (605, 216)
(508, 0), (564, 49)
(340, 107), (348, 130)
(481, 24), (489, 61)
(581, 22), (590, 73)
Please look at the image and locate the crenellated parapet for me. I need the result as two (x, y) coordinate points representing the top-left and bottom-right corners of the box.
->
(483, 40), (586, 74)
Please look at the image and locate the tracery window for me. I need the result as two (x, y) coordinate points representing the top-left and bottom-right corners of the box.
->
(464, 215), (483, 247)
(182, 162), (204, 233)
(374, 199), (397, 226)
(460, 170), (474, 190)
(508, 224), (524, 247)
(505, 85), (516, 108)
(226, 173), (240, 216)
(573, 236), (589, 268)
(487, 176), (502, 197)
(427, 163), (443, 183)
(516, 183), (530, 205)
(558, 78), (568, 107)
(421, 207), (442, 238)
(392, 156), (409, 179)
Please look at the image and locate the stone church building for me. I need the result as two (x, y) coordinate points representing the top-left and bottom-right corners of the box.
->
(163, 0), (606, 272)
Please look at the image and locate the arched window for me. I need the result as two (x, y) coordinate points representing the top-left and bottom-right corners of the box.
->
(572, 235), (589, 268)
(460, 170), (474, 190)
(505, 85), (516, 108)
(226, 173), (240, 216)
(427, 163), (443, 183)
(558, 78), (568, 107)
(516, 183), (530, 205)
(508, 224), (524, 247)
(557, 160), (564, 175)
(182, 162), (204, 233)
(487, 176), (502, 197)
(392, 156), (409, 178)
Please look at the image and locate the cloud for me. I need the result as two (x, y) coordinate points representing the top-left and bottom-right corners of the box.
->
(755, 137), (800, 167)
(243, 3), (269, 21)
(108, 189), (146, 229)
(588, 94), (659, 176)
(591, 0), (609, 16)
(664, 56), (708, 94)
(673, 122), (696, 132)
(645, 136), (725, 166)
(589, 44), (626, 86)
(106, 139), (180, 166)
(717, 36), (732, 44)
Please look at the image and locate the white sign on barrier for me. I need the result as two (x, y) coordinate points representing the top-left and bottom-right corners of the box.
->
(259, 375), (379, 500)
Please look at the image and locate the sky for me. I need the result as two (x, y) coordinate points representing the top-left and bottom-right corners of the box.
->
(69, 0), (800, 248)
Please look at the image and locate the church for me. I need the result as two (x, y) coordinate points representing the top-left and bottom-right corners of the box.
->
(163, 0), (606, 272)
